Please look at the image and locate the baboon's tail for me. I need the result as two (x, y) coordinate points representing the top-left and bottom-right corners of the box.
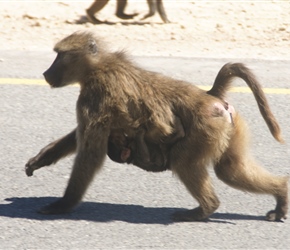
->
(207, 63), (284, 143)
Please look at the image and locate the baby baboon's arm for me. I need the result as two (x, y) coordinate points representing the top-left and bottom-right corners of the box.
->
(132, 116), (185, 171)
(162, 116), (185, 145)
(131, 129), (168, 172)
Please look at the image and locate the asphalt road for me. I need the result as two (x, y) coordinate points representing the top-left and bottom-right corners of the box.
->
(0, 51), (290, 249)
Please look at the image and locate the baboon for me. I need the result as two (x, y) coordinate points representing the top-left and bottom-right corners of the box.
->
(25, 31), (288, 221)
(107, 115), (185, 171)
(86, 0), (169, 24)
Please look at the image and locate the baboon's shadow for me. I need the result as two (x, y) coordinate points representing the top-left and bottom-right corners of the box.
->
(0, 197), (264, 224)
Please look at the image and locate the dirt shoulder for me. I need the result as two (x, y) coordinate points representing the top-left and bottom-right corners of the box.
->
(0, 1), (289, 59)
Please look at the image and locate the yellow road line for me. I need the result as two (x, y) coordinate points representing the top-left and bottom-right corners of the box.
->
(1, 78), (290, 94)
(0, 78), (47, 85)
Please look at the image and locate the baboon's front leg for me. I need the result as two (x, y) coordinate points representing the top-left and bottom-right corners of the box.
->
(25, 129), (77, 176)
(38, 127), (108, 214)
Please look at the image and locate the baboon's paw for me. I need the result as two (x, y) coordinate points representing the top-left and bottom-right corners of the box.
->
(25, 150), (56, 176)
(266, 210), (287, 222)
(25, 164), (34, 177)
(25, 158), (40, 176)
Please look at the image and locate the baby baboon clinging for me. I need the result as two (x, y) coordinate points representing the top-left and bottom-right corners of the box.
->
(86, 0), (169, 24)
(25, 31), (288, 222)
(107, 115), (185, 172)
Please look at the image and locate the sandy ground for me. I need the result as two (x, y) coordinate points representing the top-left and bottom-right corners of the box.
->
(0, 1), (290, 59)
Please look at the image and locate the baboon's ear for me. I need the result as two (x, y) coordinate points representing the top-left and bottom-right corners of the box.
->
(88, 40), (98, 54)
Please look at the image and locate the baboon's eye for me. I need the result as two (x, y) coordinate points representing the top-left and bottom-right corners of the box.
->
(59, 52), (77, 64)
(56, 52), (66, 61)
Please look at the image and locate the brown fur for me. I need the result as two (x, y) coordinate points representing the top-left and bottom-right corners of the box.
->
(107, 103), (234, 171)
(86, 0), (169, 24)
(107, 115), (185, 171)
(25, 31), (288, 221)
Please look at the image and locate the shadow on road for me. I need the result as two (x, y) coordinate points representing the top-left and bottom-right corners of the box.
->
(0, 197), (265, 224)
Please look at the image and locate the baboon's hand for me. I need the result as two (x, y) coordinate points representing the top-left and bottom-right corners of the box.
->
(25, 145), (57, 176)
(25, 156), (44, 177)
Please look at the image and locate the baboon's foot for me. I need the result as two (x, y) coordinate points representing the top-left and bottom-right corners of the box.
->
(116, 13), (138, 20)
(266, 209), (287, 222)
(141, 13), (154, 20)
(38, 199), (75, 215)
(161, 18), (170, 24)
(172, 207), (212, 222)
(266, 196), (288, 222)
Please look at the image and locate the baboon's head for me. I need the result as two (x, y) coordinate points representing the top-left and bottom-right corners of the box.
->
(43, 31), (102, 87)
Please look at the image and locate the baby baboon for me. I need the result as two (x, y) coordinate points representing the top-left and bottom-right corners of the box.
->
(25, 31), (288, 222)
(108, 115), (185, 172)
(86, 0), (169, 24)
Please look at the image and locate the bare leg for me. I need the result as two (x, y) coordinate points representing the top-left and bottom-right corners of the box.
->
(142, 0), (156, 20)
(156, 0), (170, 23)
(25, 129), (77, 176)
(143, 0), (170, 23)
(116, 0), (137, 19)
(86, 0), (109, 24)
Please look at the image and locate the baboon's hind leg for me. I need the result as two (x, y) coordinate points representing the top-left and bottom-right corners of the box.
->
(171, 151), (220, 221)
(214, 115), (288, 221)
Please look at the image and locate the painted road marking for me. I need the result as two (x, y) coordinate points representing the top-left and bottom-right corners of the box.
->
(0, 78), (289, 94)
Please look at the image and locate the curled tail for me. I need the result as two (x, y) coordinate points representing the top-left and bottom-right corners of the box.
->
(207, 63), (283, 143)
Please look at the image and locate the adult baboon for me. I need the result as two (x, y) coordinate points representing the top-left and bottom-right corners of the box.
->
(86, 0), (169, 24)
(25, 31), (288, 221)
